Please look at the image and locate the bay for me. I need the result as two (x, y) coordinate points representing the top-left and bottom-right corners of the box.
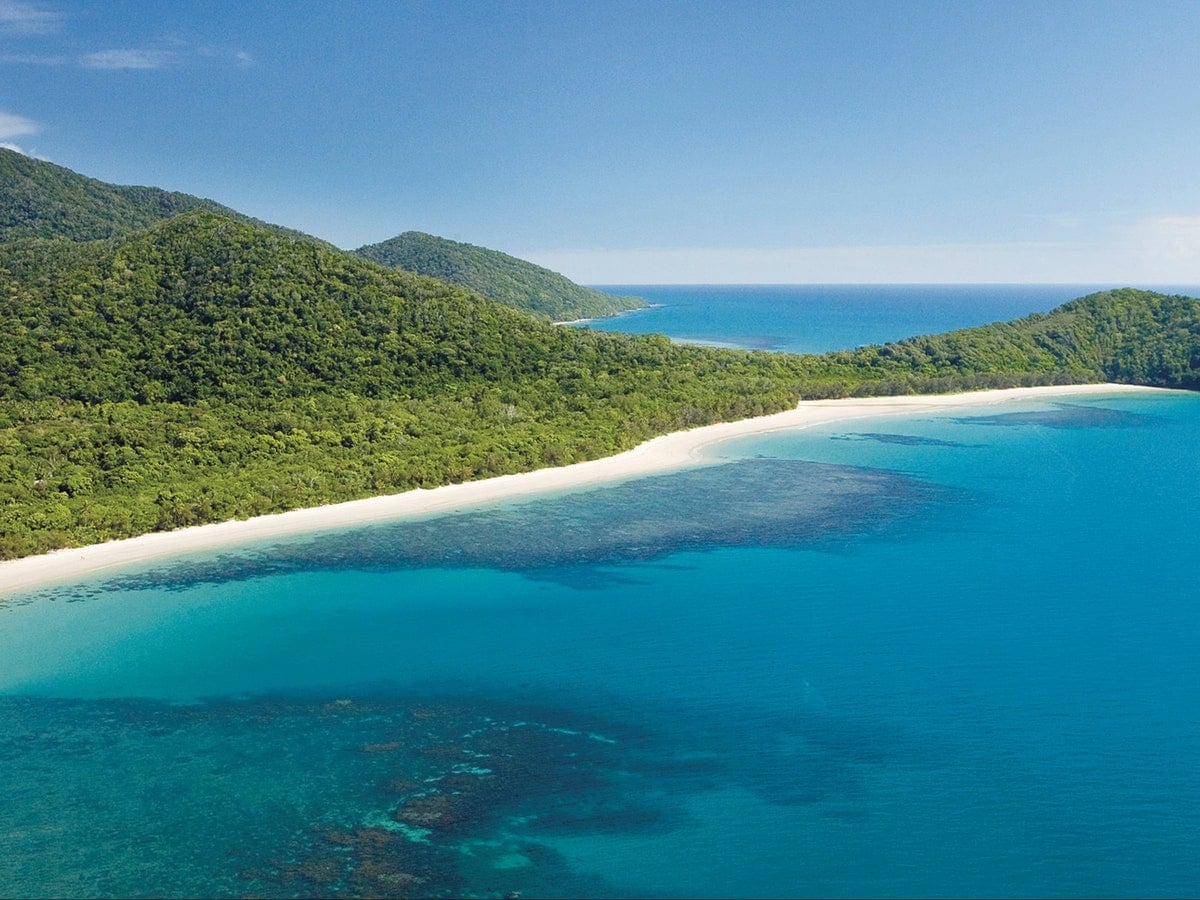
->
(577, 283), (1200, 353)
(1, 287), (1198, 898)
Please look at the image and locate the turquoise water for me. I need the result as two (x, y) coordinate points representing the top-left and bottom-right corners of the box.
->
(578, 284), (1200, 353)
(2, 289), (1199, 898)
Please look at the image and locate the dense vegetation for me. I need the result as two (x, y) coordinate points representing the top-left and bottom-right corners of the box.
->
(848, 289), (1200, 392)
(0, 212), (803, 557)
(0, 147), (314, 244)
(1, 148), (638, 322)
(1, 152), (1198, 561)
(355, 230), (646, 321)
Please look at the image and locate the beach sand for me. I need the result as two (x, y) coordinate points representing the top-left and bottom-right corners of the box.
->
(0, 384), (1165, 596)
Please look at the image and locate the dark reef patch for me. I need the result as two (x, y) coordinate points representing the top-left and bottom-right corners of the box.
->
(0, 688), (913, 898)
(953, 402), (1154, 430)
(28, 457), (947, 599)
(831, 431), (978, 448)
(0, 692), (646, 898)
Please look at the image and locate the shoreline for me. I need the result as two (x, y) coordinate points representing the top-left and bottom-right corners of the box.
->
(0, 383), (1168, 596)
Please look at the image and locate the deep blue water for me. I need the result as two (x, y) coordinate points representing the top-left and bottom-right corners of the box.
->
(2, 287), (1199, 898)
(578, 284), (1200, 353)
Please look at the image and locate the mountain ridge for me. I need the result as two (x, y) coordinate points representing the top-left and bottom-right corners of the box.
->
(1, 148), (641, 322)
(355, 230), (646, 321)
(0, 147), (318, 245)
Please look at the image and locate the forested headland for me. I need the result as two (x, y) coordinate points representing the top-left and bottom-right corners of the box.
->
(1, 149), (1198, 560)
(355, 230), (646, 321)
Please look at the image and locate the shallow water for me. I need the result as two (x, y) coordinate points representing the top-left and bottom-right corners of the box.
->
(3, 283), (1199, 897)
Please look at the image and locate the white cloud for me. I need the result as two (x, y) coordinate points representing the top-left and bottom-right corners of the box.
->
(525, 225), (1200, 286)
(0, 141), (50, 160)
(1127, 215), (1200, 263)
(0, 0), (62, 35)
(0, 141), (51, 160)
(82, 48), (177, 70)
(79, 45), (251, 71)
(0, 110), (40, 141)
(199, 46), (255, 67)
(524, 243), (1082, 284)
(1, 16), (252, 72)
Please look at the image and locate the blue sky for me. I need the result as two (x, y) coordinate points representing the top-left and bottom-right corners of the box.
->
(2, 0), (1199, 283)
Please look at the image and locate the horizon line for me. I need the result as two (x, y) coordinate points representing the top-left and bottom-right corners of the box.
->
(582, 281), (1200, 288)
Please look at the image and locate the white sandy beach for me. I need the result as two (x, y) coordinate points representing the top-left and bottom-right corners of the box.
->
(0, 383), (1166, 596)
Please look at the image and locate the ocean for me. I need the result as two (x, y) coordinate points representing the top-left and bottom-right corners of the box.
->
(575, 283), (1199, 353)
(1, 286), (1198, 898)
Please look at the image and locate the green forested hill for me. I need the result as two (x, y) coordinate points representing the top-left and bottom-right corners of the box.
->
(0, 205), (1196, 561)
(0, 147), (318, 244)
(1, 148), (639, 322)
(0, 212), (805, 412)
(355, 230), (646, 321)
(0, 154), (1198, 560)
(837, 288), (1200, 393)
(0, 212), (815, 556)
